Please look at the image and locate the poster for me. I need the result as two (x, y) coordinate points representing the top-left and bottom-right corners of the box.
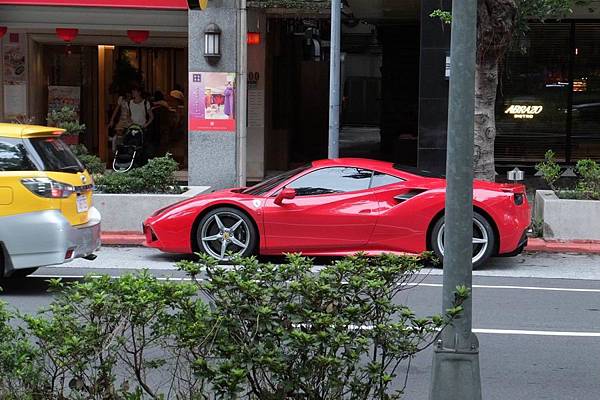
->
(3, 34), (26, 84)
(48, 86), (81, 116)
(189, 72), (236, 131)
(3, 84), (27, 118)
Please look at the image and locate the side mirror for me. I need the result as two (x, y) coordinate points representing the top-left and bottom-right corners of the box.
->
(274, 188), (296, 205)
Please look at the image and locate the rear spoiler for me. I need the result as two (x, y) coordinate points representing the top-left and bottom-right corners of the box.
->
(499, 183), (526, 194)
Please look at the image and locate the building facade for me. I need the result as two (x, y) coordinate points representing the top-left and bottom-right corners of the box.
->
(2, 0), (600, 189)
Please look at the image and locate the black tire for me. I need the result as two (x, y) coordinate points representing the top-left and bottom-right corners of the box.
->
(8, 268), (38, 279)
(430, 211), (496, 269)
(195, 207), (258, 261)
(0, 245), (38, 278)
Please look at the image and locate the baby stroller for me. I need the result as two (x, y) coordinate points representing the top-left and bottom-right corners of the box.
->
(113, 124), (145, 172)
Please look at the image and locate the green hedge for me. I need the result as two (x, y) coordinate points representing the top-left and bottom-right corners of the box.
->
(0, 253), (467, 399)
(95, 154), (183, 194)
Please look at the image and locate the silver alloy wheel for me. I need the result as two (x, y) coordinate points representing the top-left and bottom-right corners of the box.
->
(200, 211), (251, 261)
(436, 218), (489, 265)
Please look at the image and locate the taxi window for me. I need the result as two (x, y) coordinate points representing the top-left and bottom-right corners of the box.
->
(27, 137), (84, 173)
(0, 138), (36, 172)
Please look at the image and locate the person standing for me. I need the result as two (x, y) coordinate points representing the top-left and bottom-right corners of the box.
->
(107, 91), (132, 153)
(129, 85), (154, 129)
(128, 85), (154, 162)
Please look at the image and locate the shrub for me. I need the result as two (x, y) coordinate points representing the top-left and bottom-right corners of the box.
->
(575, 159), (600, 200)
(535, 150), (561, 191)
(48, 106), (86, 137)
(0, 301), (46, 399)
(0, 254), (468, 399)
(22, 272), (202, 399)
(70, 144), (105, 175)
(536, 150), (600, 200)
(95, 154), (182, 194)
(176, 253), (467, 399)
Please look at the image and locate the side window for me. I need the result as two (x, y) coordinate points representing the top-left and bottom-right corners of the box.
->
(288, 167), (372, 196)
(370, 171), (404, 188)
(0, 138), (36, 172)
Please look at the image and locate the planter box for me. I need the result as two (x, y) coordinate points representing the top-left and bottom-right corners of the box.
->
(535, 190), (600, 241)
(94, 186), (211, 233)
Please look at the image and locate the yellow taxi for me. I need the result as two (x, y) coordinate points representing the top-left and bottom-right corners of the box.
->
(0, 123), (101, 278)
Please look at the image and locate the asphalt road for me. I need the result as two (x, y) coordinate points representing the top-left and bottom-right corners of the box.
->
(2, 247), (600, 399)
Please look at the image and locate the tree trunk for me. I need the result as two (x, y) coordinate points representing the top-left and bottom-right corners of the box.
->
(473, 58), (498, 182)
(474, 0), (517, 181)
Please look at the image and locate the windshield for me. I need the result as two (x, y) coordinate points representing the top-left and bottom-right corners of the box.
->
(243, 165), (310, 196)
(27, 137), (85, 173)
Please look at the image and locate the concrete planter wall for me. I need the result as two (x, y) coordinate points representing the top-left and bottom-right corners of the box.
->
(94, 186), (211, 233)
(535, 190), (600, 240)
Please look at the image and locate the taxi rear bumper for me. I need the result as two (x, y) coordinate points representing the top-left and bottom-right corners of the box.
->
(0, 208), (101, 275)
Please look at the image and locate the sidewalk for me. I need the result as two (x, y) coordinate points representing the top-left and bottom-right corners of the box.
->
(101, 233), (600, 255)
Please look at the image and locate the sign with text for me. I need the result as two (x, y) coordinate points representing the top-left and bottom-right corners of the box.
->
(3, 0), (187, 9)
(504, 104), (543, 119)
(189, 72), (236, 131)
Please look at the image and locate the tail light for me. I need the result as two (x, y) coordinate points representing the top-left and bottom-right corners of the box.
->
(21, 178), (75, 198)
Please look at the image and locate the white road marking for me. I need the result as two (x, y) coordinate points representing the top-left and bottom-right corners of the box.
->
(34, 274), (193, 281)
(409, 283), (600, 294)
(36, 274), (600, 293)
(29, 275), (600, 338)
(473, 328), (600, 337)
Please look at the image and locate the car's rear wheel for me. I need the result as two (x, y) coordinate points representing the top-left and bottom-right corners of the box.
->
(430, 212), (495, 269)
(196, 207), (257, 261)
(9, 268), (38, 279)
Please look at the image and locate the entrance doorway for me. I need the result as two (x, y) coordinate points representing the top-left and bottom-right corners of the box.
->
(30, 40), (188, 168)
(263, 19), (420, 175)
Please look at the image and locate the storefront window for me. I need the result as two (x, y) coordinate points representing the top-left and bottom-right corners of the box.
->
(496, 23), (571, 163)
(497, 22), (600, 164)
(571, 23), (600, 159)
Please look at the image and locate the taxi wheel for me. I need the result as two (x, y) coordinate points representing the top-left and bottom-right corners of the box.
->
(9, 268), (38, 279)
(0, 247), (38, 278)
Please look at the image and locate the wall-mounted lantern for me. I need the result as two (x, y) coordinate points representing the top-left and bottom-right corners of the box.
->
(204, 23), (222, 62)
(127, 30), (149, 44)
(56, 28), (79, 42)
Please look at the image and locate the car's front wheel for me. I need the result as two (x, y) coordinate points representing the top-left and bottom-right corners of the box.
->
(430, 212), (495, 269)
(196, 207), (258, 261)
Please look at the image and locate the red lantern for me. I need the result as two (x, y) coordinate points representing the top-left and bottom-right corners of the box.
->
(0, 27), (7, 40)
(127, 30), (149, 44)
(247, 32), (261, 45)
(56, 28), (79, 42)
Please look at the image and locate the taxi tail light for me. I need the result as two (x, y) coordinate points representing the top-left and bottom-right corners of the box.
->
(21, 178), (75, 198)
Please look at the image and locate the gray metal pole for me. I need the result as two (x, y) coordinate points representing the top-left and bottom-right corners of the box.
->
(237, 0), (248, 187)
(429, 0), (482, 399)
(328, 0), (341, 159)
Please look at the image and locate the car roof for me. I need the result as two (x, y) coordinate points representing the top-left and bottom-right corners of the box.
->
(310, 158), (438, 179)
(0, 123), (65, 139)
(312, 158), (396, 171)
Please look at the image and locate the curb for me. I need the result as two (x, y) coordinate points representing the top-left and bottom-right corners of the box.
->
(526, 238), (600, 255)
(102, 232), (145, 246)
(101, 233), (600, 255)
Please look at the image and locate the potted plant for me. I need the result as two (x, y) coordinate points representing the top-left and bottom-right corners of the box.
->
(535, 150), (600, 240)
(48, 106), (85, 145)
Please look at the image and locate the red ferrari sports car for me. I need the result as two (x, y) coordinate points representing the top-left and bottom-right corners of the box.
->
(143, 158), (530, 268)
